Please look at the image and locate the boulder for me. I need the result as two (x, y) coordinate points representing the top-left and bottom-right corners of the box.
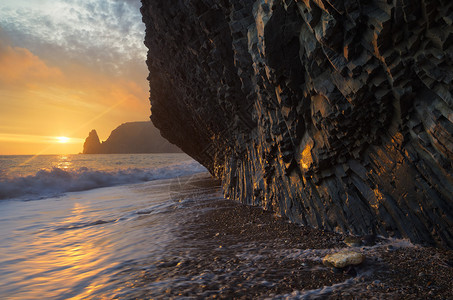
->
(323, 251), (365, 269)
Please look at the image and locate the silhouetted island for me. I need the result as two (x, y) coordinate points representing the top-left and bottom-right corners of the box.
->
(83, 121), (181, 154)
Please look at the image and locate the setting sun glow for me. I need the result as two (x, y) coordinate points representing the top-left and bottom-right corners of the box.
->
(0, 0), (150, 155)
(56, 136), (70, 143)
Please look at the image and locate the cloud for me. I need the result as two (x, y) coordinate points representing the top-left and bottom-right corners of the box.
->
(0, 42), (63, 86)
(0, 0), (151, 154)
(0, 34), (150, 141)
(0, 0), (146, 78)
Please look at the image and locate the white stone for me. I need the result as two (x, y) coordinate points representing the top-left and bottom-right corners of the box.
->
(322, 250), (365, 268)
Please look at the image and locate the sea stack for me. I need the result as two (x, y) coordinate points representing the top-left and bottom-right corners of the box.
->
(141, 0), (453, 248)
(83, 129), (102, 154)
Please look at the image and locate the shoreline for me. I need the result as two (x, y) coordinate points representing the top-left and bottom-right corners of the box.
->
(0, 171), (451, 299)
(156, 173), (453, 298)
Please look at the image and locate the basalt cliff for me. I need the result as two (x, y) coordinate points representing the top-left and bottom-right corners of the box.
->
(141, 0), (453, 248)
(83, 122), (182, 154)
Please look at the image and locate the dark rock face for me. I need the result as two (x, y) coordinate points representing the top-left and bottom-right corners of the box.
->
(83, 129), (102, 154)
(141, 0), (453, 248)
(83, 122), (182, 154)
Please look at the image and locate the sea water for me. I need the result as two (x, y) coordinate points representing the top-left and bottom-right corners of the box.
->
(0, 153), (212, 299)
(0, 154), (348, 299)
(0, 154), (206, 201)
(0, 154), (445, 299)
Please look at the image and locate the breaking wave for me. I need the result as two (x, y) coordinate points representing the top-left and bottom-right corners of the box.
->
(0, 161), (207, 201)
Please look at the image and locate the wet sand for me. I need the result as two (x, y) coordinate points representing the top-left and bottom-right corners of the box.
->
(137, 173), (453, 299)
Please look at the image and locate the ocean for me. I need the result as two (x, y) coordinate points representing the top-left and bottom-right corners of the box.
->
(0, 154), (206, 201)
(0, 154), (452, 299)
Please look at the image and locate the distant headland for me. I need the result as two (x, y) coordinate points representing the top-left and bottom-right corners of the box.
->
(83, 121), (182, 154)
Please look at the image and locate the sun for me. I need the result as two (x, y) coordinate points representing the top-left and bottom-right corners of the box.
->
(56, 136), (70, 143)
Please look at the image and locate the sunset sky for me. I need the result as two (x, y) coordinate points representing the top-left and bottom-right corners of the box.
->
(0, 0), (150, 154)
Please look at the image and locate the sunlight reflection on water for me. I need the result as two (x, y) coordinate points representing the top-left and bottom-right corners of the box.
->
(0, 175), (184, 299)
(1, 202), (112, 299)
(55, 155), (72, 170)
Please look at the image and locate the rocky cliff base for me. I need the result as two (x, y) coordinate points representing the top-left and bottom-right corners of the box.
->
(141, 0), (453, 248)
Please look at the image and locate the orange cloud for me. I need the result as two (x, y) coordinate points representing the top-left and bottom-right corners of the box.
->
(0, 45), (62, 85)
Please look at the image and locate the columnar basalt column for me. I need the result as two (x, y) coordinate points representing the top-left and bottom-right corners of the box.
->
(141, 0), (453, 248)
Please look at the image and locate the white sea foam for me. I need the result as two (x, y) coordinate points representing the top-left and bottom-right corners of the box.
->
(0, 161), (207, 201)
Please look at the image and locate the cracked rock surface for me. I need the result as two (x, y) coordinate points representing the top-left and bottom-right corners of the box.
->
(141, 0), (453, 248)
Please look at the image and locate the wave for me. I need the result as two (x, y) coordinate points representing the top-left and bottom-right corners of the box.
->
(54, 219), (114, 231)
(0, 161), (207, 201)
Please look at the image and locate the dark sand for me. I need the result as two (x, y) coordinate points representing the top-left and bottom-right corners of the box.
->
(133, 173), (453, 299)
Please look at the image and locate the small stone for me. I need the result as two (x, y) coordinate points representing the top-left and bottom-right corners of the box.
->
(157, 260), (180, 268)
(323, 250), (365, 268)
(363, 234), (377, 246)
(344, 236), (362, 247)
(445, 259), (453, 267)
(344, 265), (357, 276)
